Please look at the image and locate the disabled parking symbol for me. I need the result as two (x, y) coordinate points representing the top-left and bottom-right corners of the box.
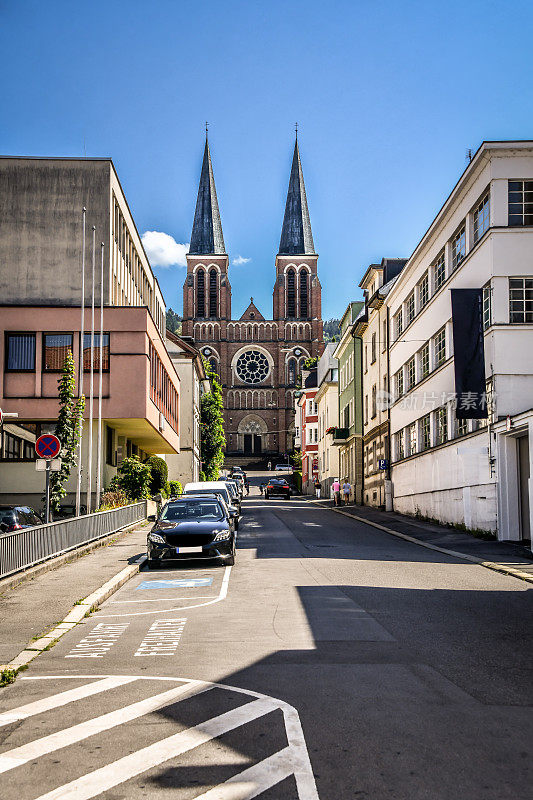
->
(135, 578), (214, 591)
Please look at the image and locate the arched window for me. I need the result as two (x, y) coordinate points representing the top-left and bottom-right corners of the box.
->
(287, 269), (296, 318)
(196, 269), (205, 318)
(299, 270), (308, 319)
(288, 358), (297, 386)
(209, 269), (217, 318)
(209, 357), (218, 376)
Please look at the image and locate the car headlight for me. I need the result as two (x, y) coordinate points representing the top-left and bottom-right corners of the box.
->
(213, 530), (231, 542)
(149, 532), (165, 544)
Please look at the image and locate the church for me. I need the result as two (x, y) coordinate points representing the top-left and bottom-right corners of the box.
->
(181, 136), (324, 459)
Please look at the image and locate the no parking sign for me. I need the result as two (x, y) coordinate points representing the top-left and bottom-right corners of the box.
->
(35, 434), (61, 460)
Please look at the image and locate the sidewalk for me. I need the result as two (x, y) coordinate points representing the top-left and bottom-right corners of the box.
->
(0, 523), (149, 666)
(305, 497), (533, 580)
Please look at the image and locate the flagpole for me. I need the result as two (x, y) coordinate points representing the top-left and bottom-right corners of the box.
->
(75, 207), (86, 516)
(86, 225), (96, 513)
(95, 241), (104, 509)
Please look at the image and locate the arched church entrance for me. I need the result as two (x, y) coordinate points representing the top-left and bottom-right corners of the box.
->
(238, 415), (268, 455)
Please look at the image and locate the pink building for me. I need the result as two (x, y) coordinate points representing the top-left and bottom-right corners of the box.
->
(297, 370), (318, 493)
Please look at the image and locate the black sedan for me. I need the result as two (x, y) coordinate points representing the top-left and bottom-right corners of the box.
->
(147, 495), (236, 568)
(0, 505), (43, 532)
(264, 478), (291, 499)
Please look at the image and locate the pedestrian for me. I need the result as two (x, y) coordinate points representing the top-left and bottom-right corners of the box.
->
(331, 478), (341, 506)
(245, 478), (250, 496)
(342, 480), (351, 505)
(314, 480), (321, 500)
(260, 483), (264, 496)
(268, 461), (272, 471)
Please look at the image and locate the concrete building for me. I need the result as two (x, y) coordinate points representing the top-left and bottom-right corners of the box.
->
(0, 157), (179, 510)
(297, 370), (318, 494)
(356, 258), (406, 508)
(332, 302), (364, 503)
(386, 140), (533, 547)
(316, 344), (340, 497)
(165, 332), (208, 486)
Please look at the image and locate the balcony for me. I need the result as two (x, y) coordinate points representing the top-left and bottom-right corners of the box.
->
(329, 427), (350, 445)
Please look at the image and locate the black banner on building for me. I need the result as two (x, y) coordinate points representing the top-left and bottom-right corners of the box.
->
(451, 288), (488, 419)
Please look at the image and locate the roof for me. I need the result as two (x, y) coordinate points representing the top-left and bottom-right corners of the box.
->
(239, 298), (265, 321)
(278, 139), (315, 255)
(189, 139), (226, 255)
(166, 330), (207, 381)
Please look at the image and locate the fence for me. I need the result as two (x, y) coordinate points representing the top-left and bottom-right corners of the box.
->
(0, 501), (147, 580)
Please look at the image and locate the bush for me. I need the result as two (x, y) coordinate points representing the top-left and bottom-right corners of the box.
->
(98, 489), (130, 511)
(167, 480), (183, 497)
(145, 456), (168, 495)
(199, 470), (207, 482)
(113, 456), (151, 500)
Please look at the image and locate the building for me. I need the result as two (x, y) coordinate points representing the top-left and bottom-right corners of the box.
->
(296, 370), (318, 493)
(332, 302), (364, 503)
(165, 333), (208, 486)
(0, 157), (180, 509)
(316, 343), (340, 497)
(386, 140), (533, 546)
(181, 136), (324, 460)
(356, 258), (406, 508)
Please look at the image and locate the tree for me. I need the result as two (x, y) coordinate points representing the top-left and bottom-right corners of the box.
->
(323, 318), (341, 342)
(166, 308), (182, 335)
(200, 358), (226, 480)
(112, 456), (151, 500)
(49, 351), (85, 515)
(145, 455), (168, 494)
(303, 356), (318, 370)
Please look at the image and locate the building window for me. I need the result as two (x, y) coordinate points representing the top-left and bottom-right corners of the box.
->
(344, 404), (350, 428)
(434, 327), (446, 367)
(405, 292), (415, 326)
(382, 319), (387, 352)
(287, 269), (296, 318)
(434, 251), (446, 291)
(418, 272), (429, 310)
(43, 333), (73, 371)
(420, 413), (431, 450)
(509, 278), (533, 323)
(456, 416), (468, 437)
(371, 384), (377, 418)
(196, 269), (205, 318)
(209, 269), (217, 318)
(371, 333), (376, 363)
(473, 193), (490, 242)
(419, 342), (430, 379)
(149, 342), (179, 433)
(209, 357), (218, 375)
(395, 369), (404, 399)
(106, 425), (114, 466)
(299, 270), (308, 319)
(508, 180), (533, 226)
(482, 284), (492, 329)
(406, 357), (415, 390)
(364, 346), (368, 373)
(83, 333), (110, 371)
(451, 226), (466, 270)
(287, 358), (297, 386)
(5, 333), (36, 371)
(436, 406), (448, 445)
(396, 429), (405, 460)
(408, 422), (417, 455)
(394, 309), (403, 341)
(364, 395), (368, 425)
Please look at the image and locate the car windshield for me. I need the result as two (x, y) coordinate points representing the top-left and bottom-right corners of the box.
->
(185, 488), (231, 505)
(269, 479), (288, 485)
(160, 500), (224, 522)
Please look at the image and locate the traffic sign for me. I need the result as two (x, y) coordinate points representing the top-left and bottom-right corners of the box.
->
(35, 434), (61, 460)
(378, 459), (388, 470)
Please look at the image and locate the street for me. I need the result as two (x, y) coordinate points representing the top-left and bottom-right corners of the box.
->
(0, 473), (531, 799)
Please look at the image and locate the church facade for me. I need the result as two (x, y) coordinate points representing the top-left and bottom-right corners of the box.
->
(182, 137), (324, 458)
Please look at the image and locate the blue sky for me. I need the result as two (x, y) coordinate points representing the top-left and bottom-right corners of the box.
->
(2, 0), (532, 320)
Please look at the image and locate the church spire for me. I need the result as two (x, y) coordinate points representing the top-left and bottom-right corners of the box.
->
(189, 138), (226, 255)
(278, 137), (315, 255)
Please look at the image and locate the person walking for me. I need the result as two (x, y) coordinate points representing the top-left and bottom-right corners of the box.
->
(267, 461), (272, 471)
(259, 483), (264, 496)
(314, 480), (321, 500)
(244, 477), (250, 496)
(331, 478), (341, 506)
(342, 480), (351, 505)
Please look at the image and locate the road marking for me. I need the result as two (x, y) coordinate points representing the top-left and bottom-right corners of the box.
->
(0, 680), (209, 774)
(134, 617), (187, 656)
(110, 595), (215, 603)
(15, 675), (319, 800)
(135, 578), (213, 590)
(64, 622), (129, 658)
(98, 565), (233, 618)
(0, 676), (136, 727)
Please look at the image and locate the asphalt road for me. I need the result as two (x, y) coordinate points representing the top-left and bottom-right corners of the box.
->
(1, 472), (531, 799)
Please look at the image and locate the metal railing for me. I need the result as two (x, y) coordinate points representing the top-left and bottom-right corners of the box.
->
(0, 501), (147, 580)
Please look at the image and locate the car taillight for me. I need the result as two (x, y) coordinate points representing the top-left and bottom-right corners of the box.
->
(7, 523), (22, 532)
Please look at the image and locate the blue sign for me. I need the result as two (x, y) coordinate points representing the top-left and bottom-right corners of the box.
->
(378, 459), (388, 470)
(136, 578), (213, 591)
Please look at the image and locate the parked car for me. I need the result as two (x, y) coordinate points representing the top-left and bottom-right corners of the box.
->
(147, 494), (236, 568)
(183, 482), (240, 529)
(56, 504), (87, 519)
(229, 473), (245, 496)
(0, 505), (43, 532)
(224, 480), (241, 512)
(275, 463), (291, 471)
(264, 478), (291, 499)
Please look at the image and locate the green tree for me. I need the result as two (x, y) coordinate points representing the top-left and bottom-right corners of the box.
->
(303, 356), (318, 370)
(166, 308), (182, 335)
(323, 318), (341, 342)
(49, 351), (85, 515)
(112, 456), (151, 500)
(145, 455), (168, 494)
(200, 359), (226, 480)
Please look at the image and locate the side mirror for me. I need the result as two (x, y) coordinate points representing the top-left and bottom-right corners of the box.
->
(147, 514), (156, 522)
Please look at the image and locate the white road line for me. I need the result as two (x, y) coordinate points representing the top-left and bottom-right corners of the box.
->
(192, 746), (294, 799)
(98, 565), (233, 618)
(32, 698), (276, 800)
(0, 676), (137, 727)
(0, 680), (209, 773)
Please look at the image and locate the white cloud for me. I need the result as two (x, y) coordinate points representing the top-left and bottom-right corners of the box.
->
(141, 231), (189, 268)
(232, 255), (251, 265)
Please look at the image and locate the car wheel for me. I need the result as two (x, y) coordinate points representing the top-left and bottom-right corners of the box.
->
(224, 540), (236, 566)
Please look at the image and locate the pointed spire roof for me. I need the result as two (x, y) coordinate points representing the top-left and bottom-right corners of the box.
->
(189, 138), (226, 255)
(279, 138), (315, 255)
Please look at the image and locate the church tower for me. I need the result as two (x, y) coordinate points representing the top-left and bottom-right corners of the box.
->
(182, 138), (231, 365)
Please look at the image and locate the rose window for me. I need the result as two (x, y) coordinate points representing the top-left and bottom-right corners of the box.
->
(235, 350), (270, 384)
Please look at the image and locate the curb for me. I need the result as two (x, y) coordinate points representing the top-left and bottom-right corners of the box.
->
(0, 554), (146, 673)
(301, 498), (533, 585)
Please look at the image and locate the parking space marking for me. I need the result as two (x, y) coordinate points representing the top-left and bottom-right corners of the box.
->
(134, 618), (187, 656)
(135, 578), (213, 590)
(99, 565), (232, 618)
(110, 596), (215, 604)
(13, 674), (318, 800)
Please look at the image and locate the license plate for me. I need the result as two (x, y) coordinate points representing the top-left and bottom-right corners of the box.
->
(176, 546), (203, 554)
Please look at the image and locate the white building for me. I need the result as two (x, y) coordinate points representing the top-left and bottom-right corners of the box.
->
(316, 343), (340, 495)
(386, 140), (533, 547)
